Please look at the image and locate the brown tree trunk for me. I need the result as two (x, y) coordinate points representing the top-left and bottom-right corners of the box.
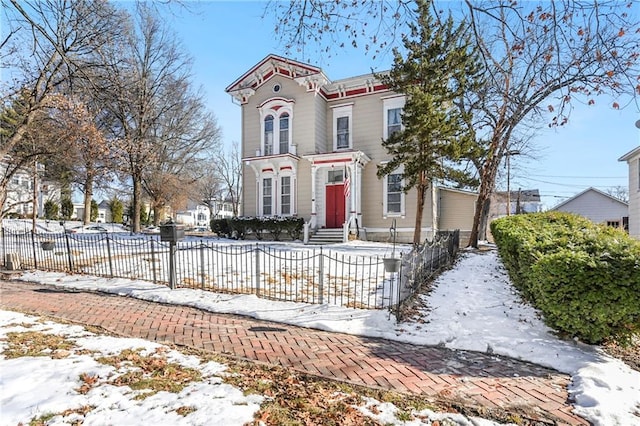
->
(469, 136), (503, 248)
(478, 196), (491, 241)
(153, 203), (161, 225)
(32, 161), (38, 232)
(413, 171), (427, 246)
(83, 174), (94, 224)
(132, 174), (142, 233)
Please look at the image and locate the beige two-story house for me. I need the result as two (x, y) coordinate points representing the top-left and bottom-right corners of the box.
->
(226, 54), (477, 243)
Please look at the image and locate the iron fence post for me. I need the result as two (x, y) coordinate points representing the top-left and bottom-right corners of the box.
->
(150, 238), (157, 284)
(106, 235), (114, 277)
(318, 248), (324, 305)
(429, 244), (435, 272)
(31, 231), (38, 270)
(65, 232), (73, 272)
(254, 244), (260, 297)
(169, 241), (177, 290)
(200, 243), (205, 290)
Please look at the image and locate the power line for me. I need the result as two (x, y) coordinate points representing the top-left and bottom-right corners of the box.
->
(528, 174), (626, 179)
(519, 177), (627, 188)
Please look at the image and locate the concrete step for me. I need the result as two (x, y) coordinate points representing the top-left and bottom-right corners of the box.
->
(308, 228), (344, 245)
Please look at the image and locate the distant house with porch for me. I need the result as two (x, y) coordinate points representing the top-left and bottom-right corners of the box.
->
(225, 54), (477, 243)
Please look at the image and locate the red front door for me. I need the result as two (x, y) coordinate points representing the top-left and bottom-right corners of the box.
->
(325, 184), (345, 228)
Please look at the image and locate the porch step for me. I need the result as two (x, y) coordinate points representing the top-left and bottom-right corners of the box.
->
(307, 228), (344, 245)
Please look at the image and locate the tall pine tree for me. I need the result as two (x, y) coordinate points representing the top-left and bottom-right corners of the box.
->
(377, 0), (482, 246)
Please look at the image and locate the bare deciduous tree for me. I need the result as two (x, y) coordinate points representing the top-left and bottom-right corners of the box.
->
(0, 0), (122, 221)
(142, 86), (222, 224)
(97, 4), (202, 232)
(216, 142), (242, 217)
(606, 185), (629, 203)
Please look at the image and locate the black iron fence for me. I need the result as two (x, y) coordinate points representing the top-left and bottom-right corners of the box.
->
(1, 228), (459, 317)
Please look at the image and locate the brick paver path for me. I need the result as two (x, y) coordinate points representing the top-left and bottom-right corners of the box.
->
(0, 280), (586, 424)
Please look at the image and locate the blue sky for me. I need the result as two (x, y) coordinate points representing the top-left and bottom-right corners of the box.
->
(147, 2), (640, 209)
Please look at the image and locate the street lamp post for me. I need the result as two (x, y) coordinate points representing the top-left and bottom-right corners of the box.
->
(506, 150), (521, 216)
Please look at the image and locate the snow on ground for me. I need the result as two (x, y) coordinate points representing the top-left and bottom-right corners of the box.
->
(3, 244), (640, 425)
(0, 311), (263, 426)
(1, 311), (504, 426)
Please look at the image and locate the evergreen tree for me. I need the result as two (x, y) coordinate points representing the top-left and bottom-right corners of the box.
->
(90, 199), (98, 222)
(43, 200), (59, 220)
(60, 197), (74, 220)
(109, 197), (124, 224)
(376, 0), (482, 246)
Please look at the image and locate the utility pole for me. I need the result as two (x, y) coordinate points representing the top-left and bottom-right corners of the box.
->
(506, 150), (520, 216)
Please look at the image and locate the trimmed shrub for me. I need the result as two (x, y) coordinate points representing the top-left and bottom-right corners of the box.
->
(221, 217), (305, 241)
(210, 218), (231, 238)
(229, 217), (249, 239)
(491, 212), (640, 344)
(282, 217), (304, 240)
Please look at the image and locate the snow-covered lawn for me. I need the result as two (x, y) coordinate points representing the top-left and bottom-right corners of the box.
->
(2, 245), (639, 425)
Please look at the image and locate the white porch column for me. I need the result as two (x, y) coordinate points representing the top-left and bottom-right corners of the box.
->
(349, 161), (356, 220)
(355, 162), (363, 229)
(310, 165), (318, 228)
(255, 177), (260, 216)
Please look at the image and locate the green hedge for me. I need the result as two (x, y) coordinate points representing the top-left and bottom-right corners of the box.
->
(210, 217), (304, 241)
(491, 212), (640, 344)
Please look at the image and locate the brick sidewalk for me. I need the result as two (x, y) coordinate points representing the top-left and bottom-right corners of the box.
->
(0, 280), (586, 424)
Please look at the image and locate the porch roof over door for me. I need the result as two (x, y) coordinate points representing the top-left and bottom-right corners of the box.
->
(302, 150), (371, 167)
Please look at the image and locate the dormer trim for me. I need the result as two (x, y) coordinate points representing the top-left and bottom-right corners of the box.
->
(226, 54), (391, 104)
(226, 54), (328, 104)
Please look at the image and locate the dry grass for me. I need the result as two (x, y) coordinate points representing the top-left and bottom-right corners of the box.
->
(96, 347), (202, 398)
(2, 331), (75, 359)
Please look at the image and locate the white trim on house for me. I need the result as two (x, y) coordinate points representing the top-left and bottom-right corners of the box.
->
(245, 154), (300, 218)
(258, 97), (295, 156)
(303, 151), (371, 229)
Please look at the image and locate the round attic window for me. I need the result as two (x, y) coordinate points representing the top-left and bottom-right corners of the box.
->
(273, 83), (281, 93)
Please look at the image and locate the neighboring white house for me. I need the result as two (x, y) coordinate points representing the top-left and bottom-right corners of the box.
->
(96, 200), (112, 223)
(619, 145), (640, 238)
(225, 54), (478, 243)
(551, 187), (629, 230)
(2, 159), (60, 218)
(175, 201), (235, 227)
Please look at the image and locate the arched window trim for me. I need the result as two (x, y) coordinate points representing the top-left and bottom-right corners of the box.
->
(259, 98), (294, 155)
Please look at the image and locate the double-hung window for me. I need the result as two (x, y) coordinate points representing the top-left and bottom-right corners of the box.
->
(332, 104), (353, 150)
(279, 113), (289, 154)
(280, 176), (291, 215)
(382, 96), (405, 140)
(260, 98), (294, 156)
(383, 168), (405, 216)
(262, 178), (273, 216)
(336, 117), (349, 149)
(264, 115), (274, 155)
(387, 108), (402, 136)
